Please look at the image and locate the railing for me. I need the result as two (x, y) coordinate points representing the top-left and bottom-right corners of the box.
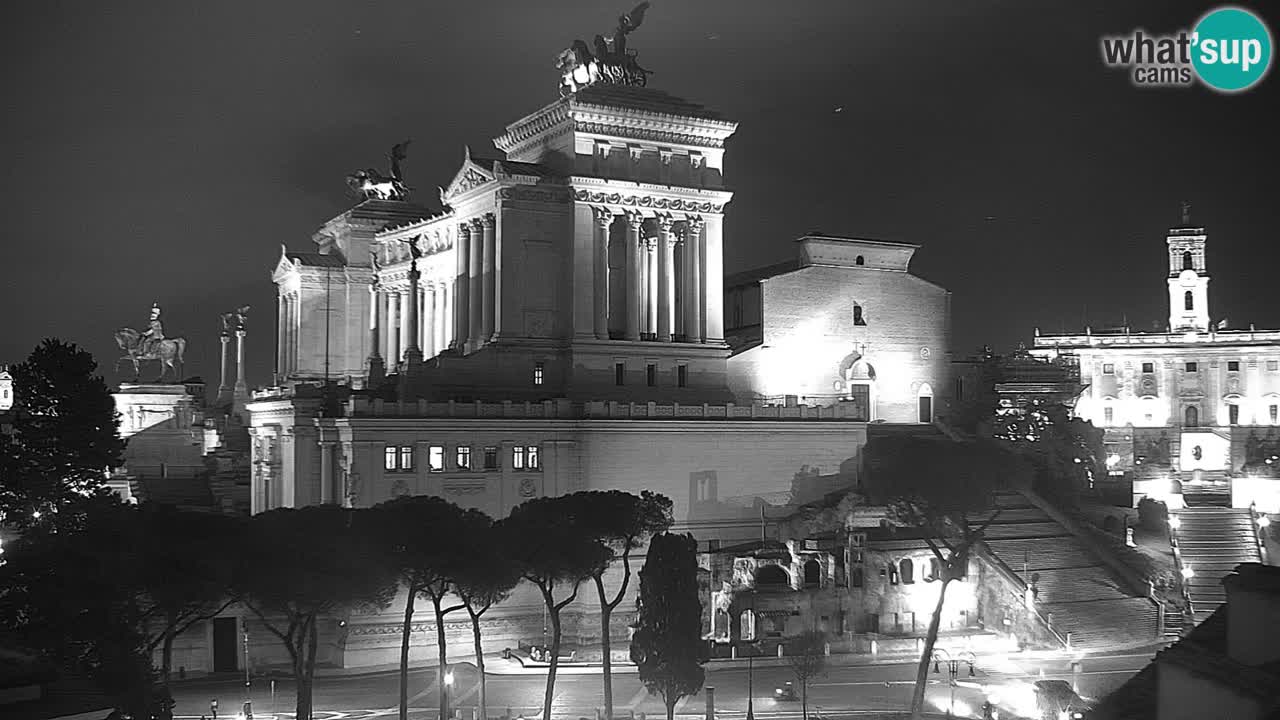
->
(335, 397), (875, 421)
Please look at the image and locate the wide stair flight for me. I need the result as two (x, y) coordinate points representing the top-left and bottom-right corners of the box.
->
(1172, 501), (1263, 624)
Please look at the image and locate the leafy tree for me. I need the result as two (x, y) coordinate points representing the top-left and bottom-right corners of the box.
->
(452, 511), (521, 720)
(0, 339), (124, 529)
(995, 402), (1104, 504)
(630, 533), (707, 720)
(570, 491), (673, 720)
(786, 631), (827, 720)
(239, 506), (398, 720)
(501, 496), (610, 720)
(862, 435), (1026, 720)
(373, 496), (475, 720)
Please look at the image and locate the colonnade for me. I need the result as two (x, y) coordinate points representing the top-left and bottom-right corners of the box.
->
(368, 280), (455, 366)
(592, 209), (712, 343)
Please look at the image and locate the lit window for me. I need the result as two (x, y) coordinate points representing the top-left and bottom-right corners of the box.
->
(899, 559), (915, 585)
(1104, 407), (1114, 425)
(1142, 362), (1154, 373)
(384, 446), (397, 471)
(1229, 405), (1240, 425)
(1185, 362), (1198, 373)
(428, 446), (445, 472)
(1184, 291), (1193, 311)
(513, 445), (540, 470)
(456, 445), (472, 470)
(399, 446), (414, 472)
(646, 364), (656, 387)
(533, 362), (544, 386)
(527, 445), (540, 470)
(1103, 364), (1115, 375)
(513, 446), (525, 470)
(1228, 361), (1240, 372)
(483, 446), (499, 470)
(678, 365), (688, 388)
(615, 362), (625, 386)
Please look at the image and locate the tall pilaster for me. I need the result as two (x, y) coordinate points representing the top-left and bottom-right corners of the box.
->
(367, 285), (384, 386)
(702, 214), (725, 343)
(234, 328), (248, 397)
(625, 212), (643, 341)
(387, 291), (401, 365)
(399, 288), (413, 361)
(481, 214), (496, 342)
(276, 296), (286, 382)
(218, 333), (232, 403)
(593, 207), (613, 339)
(645, 237), (659, 337)
(319, 441), (335, 505)
(424, 285), (436, 358)
(684, 218), (704, 343)
(658, 215), (676, 342)
(454, 224), (471, 350)
(405, 264), (422, 361)
(468, 218), (484, 350)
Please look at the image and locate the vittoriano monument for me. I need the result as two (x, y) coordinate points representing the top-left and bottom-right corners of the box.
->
(346, 140), (412, 200)
(557, 2), (653, 96)
(115, 302), (188, 382)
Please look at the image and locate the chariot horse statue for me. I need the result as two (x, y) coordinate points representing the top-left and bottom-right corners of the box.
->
(115, 303), (187, 382)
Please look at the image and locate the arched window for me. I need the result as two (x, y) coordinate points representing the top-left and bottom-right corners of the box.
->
(739, 609), (756, 641)
(1182, 251), (1194, 271)
(803, 559), (821, 587)
(899, 558), (915, 584)
(1185, 405), (1199, 427)
(853, 305), (866, 326)
(756, 564), (789, 588)
(928, 557), (941, 582)
(1185, 291), (1194, 311)
(855, 255), (865, 266)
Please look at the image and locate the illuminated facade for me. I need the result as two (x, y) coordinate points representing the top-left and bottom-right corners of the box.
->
(1032, 217), (1280, 509)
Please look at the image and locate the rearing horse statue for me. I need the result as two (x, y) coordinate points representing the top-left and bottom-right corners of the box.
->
(115, 328), (187, 382)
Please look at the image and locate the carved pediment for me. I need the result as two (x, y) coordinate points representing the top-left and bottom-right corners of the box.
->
(271, 245), (298, 282)
(443, 148), (496, 201)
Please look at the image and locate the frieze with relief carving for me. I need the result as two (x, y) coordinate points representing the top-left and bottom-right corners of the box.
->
(573, 190), (722, 214)
(573, 121), (726, 149)
(497, 187), (573, 204)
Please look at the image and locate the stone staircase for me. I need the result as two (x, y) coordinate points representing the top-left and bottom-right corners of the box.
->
(1180, 469), (1232, 507)
(1172, 506), (1262, 624)
(976, 492), (1160, 649)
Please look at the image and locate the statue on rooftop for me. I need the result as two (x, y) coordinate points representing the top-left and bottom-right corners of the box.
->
(220, 305), (251, 334)
(115, 302), (187, 383)
(558, 2), (653, 96)
(347, 140), (412, 200)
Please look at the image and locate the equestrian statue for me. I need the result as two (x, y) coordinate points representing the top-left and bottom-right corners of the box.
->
(115, 302), (188, 382)
(347, 140), (412, 200)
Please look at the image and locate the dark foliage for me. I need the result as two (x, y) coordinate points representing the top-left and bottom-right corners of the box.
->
(630, 532), (706, 720)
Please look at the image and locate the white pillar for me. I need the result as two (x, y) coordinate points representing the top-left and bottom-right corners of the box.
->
(593, 207), (612, 339)
(468, 219), (484, 349)
(437, 285), (448, 353)
(646, 238), (658, 337)
(658, 216), (676, 342)
(424, 285), (436, 358)
(481, 214), (496, 342)
(219, 333), (231, 396)
(276, 295), (286, 380)
(368, 286), (381, 360)
(455, 224), (471, 350)
(703, 214), (725, 343)
(684, 219), (704, 343)
(388, 291), (401, 364)
(234, 329), (247, 393)
(400, 288), (414, 360)
(625, 212), (642, 341)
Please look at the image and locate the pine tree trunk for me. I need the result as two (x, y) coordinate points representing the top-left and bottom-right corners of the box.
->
(597, 574), (614, 720)
(161, 614), (176, 687)
(306, 615), (320, 720)
(801, 679), (808, 720)
(433, 597), (451, 720)
(542, 592), (562, 720)
(470, 611), (487, 720)
(665, 695), (676, 720)
(400, 588), (417, 720)
(910, 578), (952, 720)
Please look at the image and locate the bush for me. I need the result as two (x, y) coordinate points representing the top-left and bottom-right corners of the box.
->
(1137, 498), (1168, 531)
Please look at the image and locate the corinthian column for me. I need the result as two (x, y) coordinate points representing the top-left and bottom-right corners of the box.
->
(424, 284), (436, 358)
(234, 328), (248, 395)
(468, 218), (484, 349)
(684, 217), (704, 343)
(405, 262), (421, 361)
(625, 212), (643, 341)
(481, 214), (496, 342)
(367, 284), (384, 386)
(657, 215), (676, 342)
(218, 333), (231, 402)
(455, 223), (471, 350)
(387, 291), (400, 363)
(593, 207), (613, 339)
(645, 237), (658, 337)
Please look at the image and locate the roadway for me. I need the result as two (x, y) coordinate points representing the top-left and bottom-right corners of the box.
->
(170, 647), (1159, 720)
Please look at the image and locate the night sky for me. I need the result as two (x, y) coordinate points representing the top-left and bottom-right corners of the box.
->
(3, 1), (1277, 388)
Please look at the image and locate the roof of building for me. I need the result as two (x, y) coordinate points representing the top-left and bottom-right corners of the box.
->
(469, 153), (560, 179)
(286, 251), (346, 268)
(570, 84), (728, 122)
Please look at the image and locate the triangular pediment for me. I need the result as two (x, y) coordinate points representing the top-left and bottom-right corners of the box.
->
(442, 147), (496, 202)
(272, 245), (298, 282)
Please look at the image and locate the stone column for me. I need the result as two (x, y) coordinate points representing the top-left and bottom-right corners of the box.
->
(657, 215), (676, 342)
(276, 296), (286, 381)
(399, 287), (415, 361)
(437, 285), (448, 353)
(234, 328), (248, 395)
(455, 224), (471, 350)
(468, 219), (484, 349)
(646, 237), (659, 337)
(424, 284), (436, 358)
(592, 207), (613, 339)
(218, 333), (231, 401)
(703, 214), (725, 343)
(405, 263), (421, 361)
(388, 291), (401, 364)
(367, 285), (384, 386)
(481, 214), (496, 342)
(625, 212), (642, 341)
(319, 441), (335, 505)
(286, 295), (297, 375)
(684, 218), (704, 343)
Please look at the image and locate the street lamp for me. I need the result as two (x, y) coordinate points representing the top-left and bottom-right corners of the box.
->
(443, 666), (455, 720)
(1181, 564), (1195, 581)
(745, 640), (762, 720)
(931, 649), (973, 719)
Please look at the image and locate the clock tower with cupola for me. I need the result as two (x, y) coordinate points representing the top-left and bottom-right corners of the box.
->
(1167, 203), (1210, 333)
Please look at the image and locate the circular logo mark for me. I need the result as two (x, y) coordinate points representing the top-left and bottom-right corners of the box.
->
(1192, 7), (1273, 92)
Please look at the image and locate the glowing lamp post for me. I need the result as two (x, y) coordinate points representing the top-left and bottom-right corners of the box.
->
(443, 667), (455, 720)
(1181, 564), (1195, 581)
(1168, 515), (1181, 533)
(1258, 515), (1271, 529)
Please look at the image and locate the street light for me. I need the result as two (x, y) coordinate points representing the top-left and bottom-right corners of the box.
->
(443, 666), (455, 720)
(1168, 515), (1181, 531)
(1181, 564), (1195, 581)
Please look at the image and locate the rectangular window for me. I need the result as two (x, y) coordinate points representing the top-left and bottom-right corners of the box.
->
(1270, 360), (1279, 372)
(1185, 362), (1198, 373)
(428, 446), (445, 472)
(533, 362), (544, 386)
(1104, 407), (1114, 424)
(1228, 361), (1240, 372)
(513, 445), (540, 470)
(1229, 405), (1240, 425)
(1142, 362), (1154, 373)
(1103, 363), (1115, 375)
(513, 446), (525, 470)
(678, 365), (688, 388)
(456, 445), (472, 470)
(527, 445), (540, 470)
(953, 377), (964, 401)
(646, 363), (656, 387)
(1271, 405), (1278, 424)
(614, 362), (625, 386)
(399, 446), (415, 472)
(483, 446), (499, 470)
(384, 446), (397, 471)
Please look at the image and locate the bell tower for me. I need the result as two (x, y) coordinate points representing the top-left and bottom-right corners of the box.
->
(1166, 202), (1210, 332)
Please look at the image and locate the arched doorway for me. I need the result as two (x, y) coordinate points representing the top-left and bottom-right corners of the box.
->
(838, 351), (876, 421)
(1185, 405), (1199, 427)
(755, 564), (789, 588)
(803, 559), (821, 587)
(917, 382), (934, 423)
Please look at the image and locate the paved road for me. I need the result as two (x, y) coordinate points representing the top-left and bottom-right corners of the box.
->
(170, 648), (1158, 720)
